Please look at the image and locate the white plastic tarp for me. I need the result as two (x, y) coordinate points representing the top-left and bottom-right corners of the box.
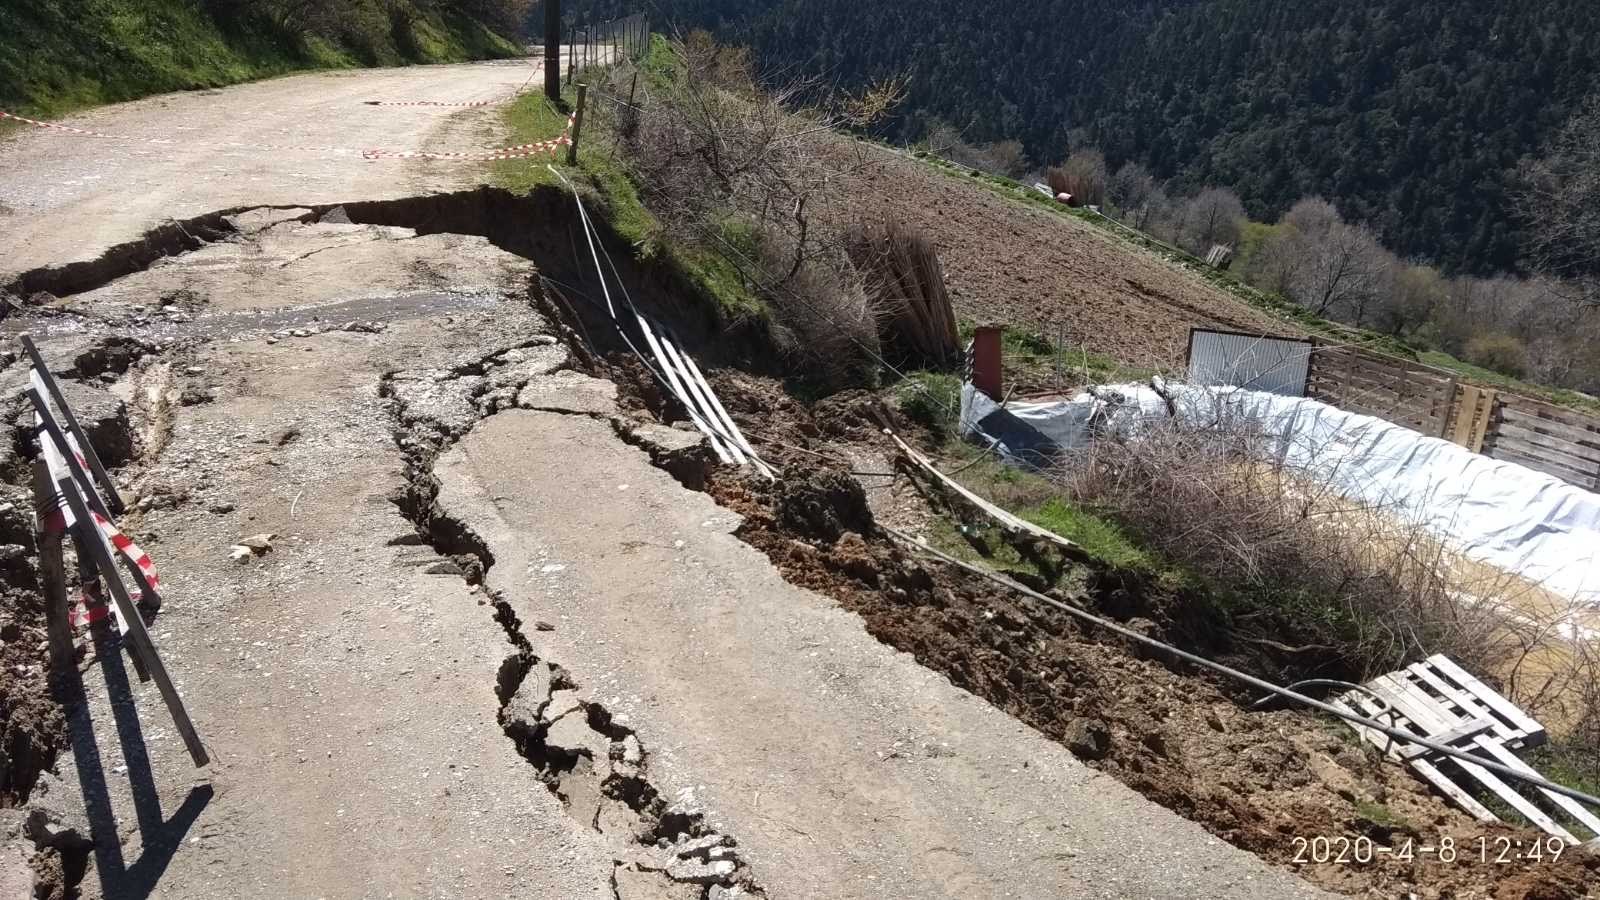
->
(959, 381), (1600, 604)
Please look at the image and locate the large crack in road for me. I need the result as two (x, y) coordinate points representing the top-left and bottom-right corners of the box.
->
(382, 338), (767, 899)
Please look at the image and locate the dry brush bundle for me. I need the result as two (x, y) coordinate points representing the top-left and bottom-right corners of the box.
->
(845, 221), (961, 369)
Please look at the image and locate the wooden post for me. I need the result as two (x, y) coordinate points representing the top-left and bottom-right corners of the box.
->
(566, 83), (587, 165)
(628, 72), (638, 108)
(544, 0), (561, 102)
(20, 335), (125, 515)
(31, 460), (73, 674)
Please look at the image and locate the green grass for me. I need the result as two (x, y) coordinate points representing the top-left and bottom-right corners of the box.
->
(1018, 498), (1155, 571)
(896, 371), (963, 439)
(1352, 799), (1411, 830)
(0, 0), (520, 120)
(490, 73), (769, 324)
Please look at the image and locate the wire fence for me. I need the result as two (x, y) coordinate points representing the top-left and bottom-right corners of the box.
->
(568, 11), (650, 74)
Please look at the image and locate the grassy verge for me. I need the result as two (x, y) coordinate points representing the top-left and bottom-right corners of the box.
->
(489, 56), (769, 325)
(908, 152), (1600, 414)
(0, 0), (521, 120)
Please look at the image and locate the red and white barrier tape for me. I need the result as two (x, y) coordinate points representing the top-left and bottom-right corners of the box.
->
(364, 99), (501, 108)
(3, 108), (576, 162)
(1, 110), (175, 143)
(92, 510), (161, 590)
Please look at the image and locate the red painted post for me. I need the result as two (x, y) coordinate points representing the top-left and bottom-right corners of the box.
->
(973, 326), (1004, 401)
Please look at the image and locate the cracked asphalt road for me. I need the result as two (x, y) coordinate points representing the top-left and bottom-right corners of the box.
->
(0, 56), (544, 279)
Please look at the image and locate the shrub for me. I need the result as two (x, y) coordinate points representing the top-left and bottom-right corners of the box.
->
(1464, 333), (1530, 378)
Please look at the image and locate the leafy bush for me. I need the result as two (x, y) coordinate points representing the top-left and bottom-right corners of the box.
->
(1463, 333), (1530, 378)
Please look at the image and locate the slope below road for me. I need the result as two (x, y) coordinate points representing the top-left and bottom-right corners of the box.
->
(436, 409), (1331, 899)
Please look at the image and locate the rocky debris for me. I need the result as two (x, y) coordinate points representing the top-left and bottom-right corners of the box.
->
(514, 370), (618, 417)
(545, 712), (611, 761)
(617, 423), (715, 492)
(225, 207), (315, 236)
(47, 379), (134, 467)
(319, 206), (353, 225)
(228, 532), (277, 562)
(501, 659), (556, 733)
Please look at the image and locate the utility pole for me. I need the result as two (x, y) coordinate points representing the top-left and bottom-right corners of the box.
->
(544, 0), (561, 102)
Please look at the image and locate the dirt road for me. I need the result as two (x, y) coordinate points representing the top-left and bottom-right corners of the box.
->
(0, 58), (540, 278)
(0, 65), (1336, 898)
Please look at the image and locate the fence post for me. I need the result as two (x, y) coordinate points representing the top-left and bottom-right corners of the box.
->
(544, 0), (561, 101)
(567, 83), (588, 166)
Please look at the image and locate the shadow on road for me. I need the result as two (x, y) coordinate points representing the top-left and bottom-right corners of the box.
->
(56, 621), (211, 900)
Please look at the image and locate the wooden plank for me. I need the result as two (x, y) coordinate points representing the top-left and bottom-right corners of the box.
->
(1437, 378), (1460, 438)
(1310, 376), (1441, 414)
(1371, 674), (1461, 737)
(1473, 738), (1600, 837)
(30, 461), (74, 674)
(1500, 396), (1600, 433)
(1379, 675), (1575, 839)
(1482, 445), (1599, 489)
(1406, 662), (1524, 746)
(1492, 422), (1600, 467)
(1398, 719), (1495, 759)
(1451, 386), (1483, 448)
(1333, 694), (1499, 823)
(1428, 655), (1546, 747)
(1497, 407), (1600, 450)
(20, 336), (126, 516)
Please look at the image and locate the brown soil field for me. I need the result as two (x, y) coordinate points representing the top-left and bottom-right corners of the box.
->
(846, 150), (1303, 373)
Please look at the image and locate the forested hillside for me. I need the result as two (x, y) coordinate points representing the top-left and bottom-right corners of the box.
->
(575, 0), (1600, 276)
(0, 0), (529, 118)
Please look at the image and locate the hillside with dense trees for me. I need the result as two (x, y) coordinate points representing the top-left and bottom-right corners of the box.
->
(567, 0), (1600, 277)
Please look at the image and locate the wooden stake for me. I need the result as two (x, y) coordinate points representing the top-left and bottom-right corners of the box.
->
(31, 460), (73, 673)
(567, 83), (588, 165)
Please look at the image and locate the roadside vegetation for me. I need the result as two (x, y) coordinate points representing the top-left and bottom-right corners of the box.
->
(0, 0), (526, 119)
(495, 32), (909, 388)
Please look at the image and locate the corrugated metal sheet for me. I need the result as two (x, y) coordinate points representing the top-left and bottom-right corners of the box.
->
(1187, 329), (1312, 397)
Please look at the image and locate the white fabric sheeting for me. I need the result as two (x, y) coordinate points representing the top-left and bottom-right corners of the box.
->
(960, 381), (1600, 604)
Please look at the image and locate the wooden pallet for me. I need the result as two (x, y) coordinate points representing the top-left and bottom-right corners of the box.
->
(1335, 654), (1600, 843)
